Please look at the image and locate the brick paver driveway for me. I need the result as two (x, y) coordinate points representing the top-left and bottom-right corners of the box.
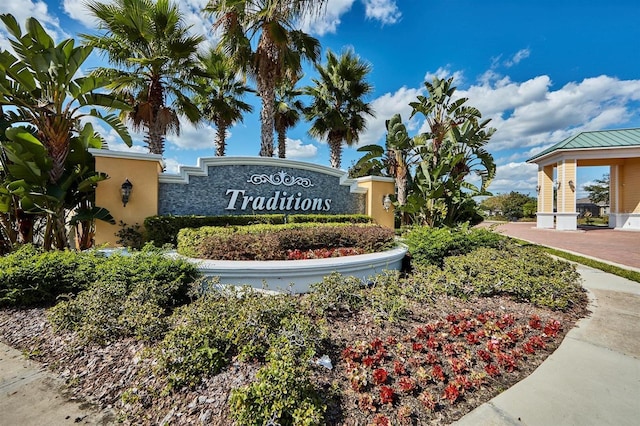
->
(483, 222), (640, 271)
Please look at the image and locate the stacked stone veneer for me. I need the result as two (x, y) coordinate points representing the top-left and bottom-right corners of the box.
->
(158, 161), (365, 216)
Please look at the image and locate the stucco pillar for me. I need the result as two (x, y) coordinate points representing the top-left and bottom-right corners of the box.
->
(556, 159), (577, 230)
(536, 165), (555, 228)
(355, 176), (396, 229)
(91, 150), (163, 246)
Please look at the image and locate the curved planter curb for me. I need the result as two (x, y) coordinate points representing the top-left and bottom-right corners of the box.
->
(177, 245), (408, 294)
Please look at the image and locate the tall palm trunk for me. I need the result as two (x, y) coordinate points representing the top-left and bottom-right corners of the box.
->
(277, 127), (286, 158)
(146, 122), (165, 155)
(257, 33), (279, 158)
(259, 77), (276, 157)
(215, 123), (227, 156)
(329, 135), (343, 168)
(147, 76), (166, 155)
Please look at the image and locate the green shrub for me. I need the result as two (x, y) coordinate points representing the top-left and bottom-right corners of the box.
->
(115, 221), (145, 249)
(230, 317), (325, 426)
(178, 223), (395, 260)
(144, 214), (286, 246)
(144, 214), (371, 247)
(47, 247), (200, 343)
(155, 288), (308, 389)
(306, 273), (365, 316)
(404, 224), (507, 267)
(366, 270), (409, 322)
(0, 245), (104, 307)
(408, 246), (584, 310)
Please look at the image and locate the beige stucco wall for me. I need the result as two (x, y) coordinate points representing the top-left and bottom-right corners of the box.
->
(92, 151), (163, 247)
(356, 176), (396, 229)
(620, 158), (640, 213)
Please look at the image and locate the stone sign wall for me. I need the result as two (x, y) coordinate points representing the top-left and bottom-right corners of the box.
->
(158, 157), (366, 216)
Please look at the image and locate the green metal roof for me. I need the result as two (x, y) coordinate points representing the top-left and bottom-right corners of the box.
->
(527, 128), (640, 162)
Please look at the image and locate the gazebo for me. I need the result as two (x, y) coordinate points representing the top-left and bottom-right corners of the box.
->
(527, 128), (640, 231)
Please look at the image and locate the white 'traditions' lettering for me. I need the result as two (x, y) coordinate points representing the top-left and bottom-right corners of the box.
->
(225, 189), (332, 212)
(225, 189), (245, 210)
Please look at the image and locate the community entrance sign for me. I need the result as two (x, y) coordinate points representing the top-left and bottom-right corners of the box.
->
(92, 152), (395, 246)
(158, 157), (365, 216)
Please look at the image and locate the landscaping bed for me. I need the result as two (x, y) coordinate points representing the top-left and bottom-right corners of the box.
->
(0, 292), (586, 425)
(0, 228), (589, 425)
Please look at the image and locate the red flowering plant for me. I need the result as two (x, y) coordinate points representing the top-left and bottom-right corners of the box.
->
(339, 310), (566, 423)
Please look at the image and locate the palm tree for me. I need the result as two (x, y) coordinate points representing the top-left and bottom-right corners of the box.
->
(193, 49), (254, 156)
(83, 0), (203, 155)
(205, 0), (325, 157)
(274, 80), (304, 158)
(304, 49), (375, 169)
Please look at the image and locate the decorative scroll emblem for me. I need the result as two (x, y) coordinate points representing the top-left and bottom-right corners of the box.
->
(247, 170), (314, 187)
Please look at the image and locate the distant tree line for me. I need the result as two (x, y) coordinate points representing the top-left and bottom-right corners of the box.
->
(479, 192), (537, 220)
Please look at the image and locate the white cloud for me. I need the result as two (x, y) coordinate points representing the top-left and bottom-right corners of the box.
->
(352, 68), (640, 195)
(0, 1), (67, 50)
(362, 0), (401, 25)
(63, 0), (97, 28)
(64, 0), (218, 51)
(166, 121), (218, 151)
(301, 0), (400, 36)
(300, 0), (355, 36)
(162, 157), (183, 174)
(504, 48), (531, 67)
(356, 86), (423, 146)
(286, 138), (318, 159)
(424, 67), (465, 86)
(488, 162), (538, 195)
(459, 75), (640, 153)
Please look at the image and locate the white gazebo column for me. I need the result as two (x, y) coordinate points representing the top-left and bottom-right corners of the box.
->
(556, 159), (578, 230)
(536, 165), (555, 228)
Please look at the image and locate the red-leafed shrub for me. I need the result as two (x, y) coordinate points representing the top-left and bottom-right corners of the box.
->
(178, 223), (395, 260)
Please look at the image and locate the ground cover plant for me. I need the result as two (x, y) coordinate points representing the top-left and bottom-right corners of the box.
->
(0, 231), (588, 425)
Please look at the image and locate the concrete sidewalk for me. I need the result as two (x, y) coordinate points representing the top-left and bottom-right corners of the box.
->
(453, 265), (640, 426)
(0, 343), (114, 425)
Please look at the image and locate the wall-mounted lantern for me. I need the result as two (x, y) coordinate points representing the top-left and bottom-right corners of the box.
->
(121, 179), (133, 207)
(554, 180), (561, 190)
(536, 185), (541, 193)
(382, 194), (392, 212)
(568, 180), (575, 191)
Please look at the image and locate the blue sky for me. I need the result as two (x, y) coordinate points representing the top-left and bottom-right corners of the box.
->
(2, 0), (640, 198)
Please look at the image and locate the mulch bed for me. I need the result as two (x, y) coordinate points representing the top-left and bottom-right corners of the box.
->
(0, 294), (588, 425)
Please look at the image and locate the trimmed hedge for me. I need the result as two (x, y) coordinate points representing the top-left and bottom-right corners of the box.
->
(144, 214), (285, 246)
(144, 214), (372, 246)
(177, 223), (394, 260)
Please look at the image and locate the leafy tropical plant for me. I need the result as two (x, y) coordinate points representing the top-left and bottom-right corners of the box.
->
(305, 48), (375, 168)
(83, 0), (203, 155)
(0, 14), (131, 250)
(354, 77), (495, 227)
(193, 48), (254, 156)
(205, 0), (325, 157)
